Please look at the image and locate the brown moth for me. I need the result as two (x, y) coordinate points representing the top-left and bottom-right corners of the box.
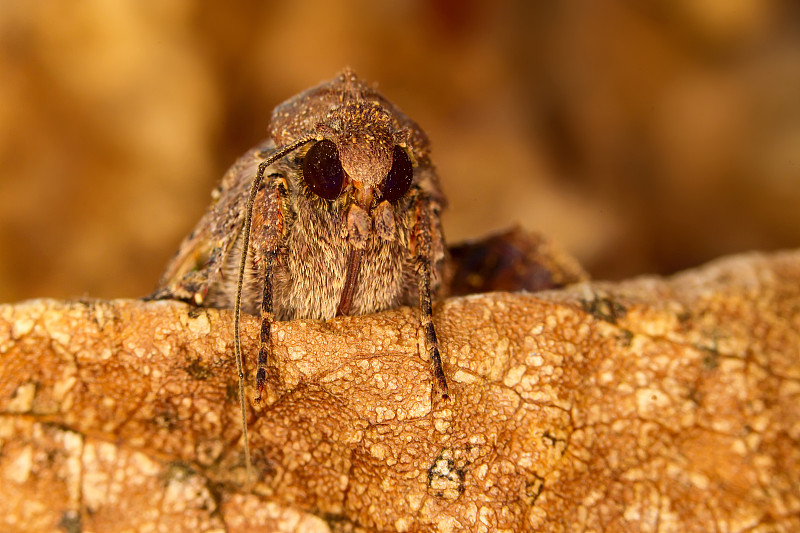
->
(152, 69), (449, 480)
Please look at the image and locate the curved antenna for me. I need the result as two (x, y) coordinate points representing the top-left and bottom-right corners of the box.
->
(234, 136), (313, 487)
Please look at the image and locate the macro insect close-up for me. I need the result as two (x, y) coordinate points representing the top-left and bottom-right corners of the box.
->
(2, 4), (799, 531)
(152, 69), (451, 479)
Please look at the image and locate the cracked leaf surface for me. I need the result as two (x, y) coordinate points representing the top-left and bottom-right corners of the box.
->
(1, 251), (799, 532)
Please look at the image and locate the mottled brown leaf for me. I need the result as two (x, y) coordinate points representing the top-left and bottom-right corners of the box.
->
(1, 251), (799, 532)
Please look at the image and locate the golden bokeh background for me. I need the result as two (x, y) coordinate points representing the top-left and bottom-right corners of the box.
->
(1, 0), (799, 302)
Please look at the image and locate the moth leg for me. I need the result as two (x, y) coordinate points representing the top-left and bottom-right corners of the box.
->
(412, 198), (450, 400)
(251, 177), (290, 405)
(255, 250), (276, 405)
(234, 138), (309, 486)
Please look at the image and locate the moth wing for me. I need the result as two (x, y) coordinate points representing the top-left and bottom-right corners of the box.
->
(151, 139), (276, 305)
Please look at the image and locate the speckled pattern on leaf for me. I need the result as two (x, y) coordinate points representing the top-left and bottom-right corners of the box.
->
(1, 251), (799, 532)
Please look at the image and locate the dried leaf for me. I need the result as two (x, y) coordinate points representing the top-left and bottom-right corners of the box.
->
(1, 251), (799, 532)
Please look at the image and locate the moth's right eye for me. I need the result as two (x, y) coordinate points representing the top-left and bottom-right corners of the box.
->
(302, 140), (347, 200)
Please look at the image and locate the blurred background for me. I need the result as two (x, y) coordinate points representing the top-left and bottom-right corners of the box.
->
(1, 0), (799, 302)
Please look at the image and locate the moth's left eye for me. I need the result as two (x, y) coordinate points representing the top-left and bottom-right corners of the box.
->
(302, 140), (347, 200)
(380, 146), (413, 203)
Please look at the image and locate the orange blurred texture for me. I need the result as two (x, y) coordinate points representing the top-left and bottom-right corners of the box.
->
(1, 0), (799, 302)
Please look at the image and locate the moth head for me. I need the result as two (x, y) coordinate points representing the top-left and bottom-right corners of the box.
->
(301, 136), (414, 208)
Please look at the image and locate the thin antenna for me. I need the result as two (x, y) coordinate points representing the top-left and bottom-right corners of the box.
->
(234, 136), (313, 487)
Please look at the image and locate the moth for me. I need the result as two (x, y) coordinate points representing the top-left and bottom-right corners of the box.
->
(152, 69), (449, 479)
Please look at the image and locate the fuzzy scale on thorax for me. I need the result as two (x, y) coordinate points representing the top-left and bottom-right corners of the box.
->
(207, 149), (435, 320)
(275, 202), (413, 321)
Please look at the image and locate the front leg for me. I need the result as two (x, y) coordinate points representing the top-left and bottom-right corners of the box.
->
(233, 149), (299, 486)
(412, 197), (450, 400)
(250, 177), (290, 405)
(255, 250), (277, 405)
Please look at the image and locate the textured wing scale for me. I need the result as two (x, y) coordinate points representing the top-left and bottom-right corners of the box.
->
(151, 140), (276, 305)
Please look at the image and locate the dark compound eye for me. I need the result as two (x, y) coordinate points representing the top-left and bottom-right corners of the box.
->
(302, 139), (347, 200)
(381, 145), (413, 203)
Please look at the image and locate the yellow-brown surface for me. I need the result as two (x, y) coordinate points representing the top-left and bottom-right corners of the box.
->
(2, 1), (800, 303)
(1, 250), (798, 532)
